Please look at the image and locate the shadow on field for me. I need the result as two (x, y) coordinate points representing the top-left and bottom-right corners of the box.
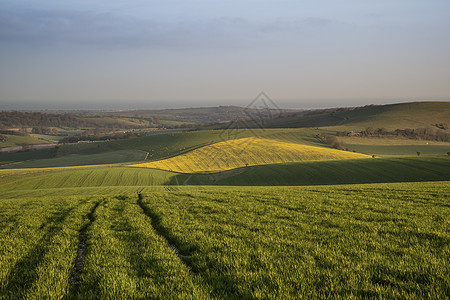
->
(137, 193), (194, 267)
(137, 193), (254, 299)
(2, 205), (78, 299)
(112, 199), (181, 284)
(67, 201), (101, 298)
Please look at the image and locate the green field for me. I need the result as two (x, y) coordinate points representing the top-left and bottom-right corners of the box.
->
(242, 101), (450, 131)
(345, 144), (450, 157)
(1, 182), (448, 299)
(1, 150), (146, 169)
(0, 157), (448, 191)
(0, 128), (328, 168)
(337, 136), (450, 156)
(0, 195), (95, 299)
(1, 102), (449, 298)
(180, 156), (450, 186)
(2, 126), (447, 169)
(0, 134), (54, 148)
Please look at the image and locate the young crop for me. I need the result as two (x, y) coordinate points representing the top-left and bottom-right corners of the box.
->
(0, 196), (97, 299)
(1, 182), (448, 298)
(138, 182), (450, 299)
(76, 195), (210, 299)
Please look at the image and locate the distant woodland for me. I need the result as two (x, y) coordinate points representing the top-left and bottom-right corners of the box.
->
(0, 111), (83, 128)
(338, 127), (450, 142)
(0, 111), (150, 129)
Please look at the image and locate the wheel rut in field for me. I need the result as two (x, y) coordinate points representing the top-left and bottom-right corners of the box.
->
(3, 205), (77, 299)
(136, 192), (254, 298)
(69, 201), (100, 287)
(136, 193), (193, 270)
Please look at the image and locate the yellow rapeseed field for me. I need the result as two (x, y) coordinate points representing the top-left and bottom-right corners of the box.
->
(131, 137), (370, 173)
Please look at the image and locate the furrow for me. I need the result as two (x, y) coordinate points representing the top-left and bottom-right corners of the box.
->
(136, 193), (193, 270)
(68, 201), (101, 287)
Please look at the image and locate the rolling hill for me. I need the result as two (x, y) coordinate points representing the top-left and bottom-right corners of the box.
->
(211, 101), (450, 131)
(193, 156), (450, 186)
(132, 137), (370, 173)
(0, 128), (329, 168)
(0, 157), (448, 192)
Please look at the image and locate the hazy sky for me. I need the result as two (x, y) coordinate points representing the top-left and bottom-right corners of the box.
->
(1, 0), (449, 109)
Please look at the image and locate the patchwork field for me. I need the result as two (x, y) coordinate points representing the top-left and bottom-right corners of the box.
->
(0, 156), (448, 191)
(0, 128), (325, 168)
(1, 102), (449, 298)
(1, 182), (448, 299)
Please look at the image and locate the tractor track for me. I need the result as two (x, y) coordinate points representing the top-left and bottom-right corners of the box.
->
(136, 192), (193, 270)
(69, 201), (101, 287)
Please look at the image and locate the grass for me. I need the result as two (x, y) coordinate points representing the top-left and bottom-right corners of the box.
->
(29, 133), (61, 143)
(0, 195), (96, 299)
(0, 128), (329, 168)
(9, 127), (436, 170)
(194, 156), (450, 186)
(133, 137), (370, 173)
(0, 156), (448, 191)
(0, 148), (56, 167)
(0, 134), (54, 148)
(44, 128), (326, 160)
(1, 102), (448, 298)
(2, 182), (447, 298)
(329, 101), (450, 131)
(76, 195), (210, 299)
(251, 101), (450, 131)
(336, 136), (450, 156)
(345, 144), (450, 157)
(78, 116), (151, 128)
(339, 137), (450, 146)
(137, 182), (449, 298)
(1, 149), (147, 169)
(0, 166), (175, 190)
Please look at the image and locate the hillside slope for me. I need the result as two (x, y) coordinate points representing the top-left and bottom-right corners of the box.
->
(0, 128), (332, 168)
(226, 101), (450, 131)
(0, 157), (448, 192)
(132, 137), (370, 173)
(203, 156), (450, 186)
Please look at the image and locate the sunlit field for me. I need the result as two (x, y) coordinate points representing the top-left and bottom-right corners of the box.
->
(133, 137), (370, 173)
(1, 182), (448, 299)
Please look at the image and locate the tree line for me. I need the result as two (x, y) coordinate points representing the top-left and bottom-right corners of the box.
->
(0, 111), (82, 128)
(0, 111), (150, 129)
(59, 132), (140, 144)
(337, 127), (450, 142)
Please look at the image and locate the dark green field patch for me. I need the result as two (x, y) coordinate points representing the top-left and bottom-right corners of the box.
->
(1, 150), (146, 169)
(175, 156), (450, 186)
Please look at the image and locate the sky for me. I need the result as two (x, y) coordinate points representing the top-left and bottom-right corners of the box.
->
(0, 0), (449, 110)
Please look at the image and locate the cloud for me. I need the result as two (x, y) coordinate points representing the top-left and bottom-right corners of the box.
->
(0, 7), (162, 47)
(0, 5), (340, 49)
